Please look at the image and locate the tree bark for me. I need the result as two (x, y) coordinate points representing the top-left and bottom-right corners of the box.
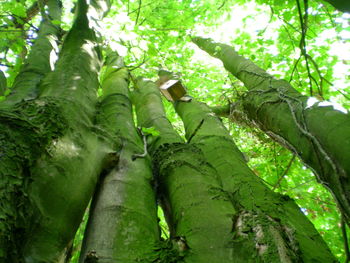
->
(175, 98), (337, 262)
(192, 36), (350, 225)
(79, 56), (161, 262)
(2, 0), (62, 107)
(0, 70), (6, 96)
(322, 0), (350, 12)
(133, 78), (238, 262)
(0, 0), (110, 262)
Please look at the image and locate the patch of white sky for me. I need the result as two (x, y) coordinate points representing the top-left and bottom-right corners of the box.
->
(60, 0), (75, 29)
(189, 2), (282, 67)
(315, 13), (350, 94)
(102, 4), (147, 58)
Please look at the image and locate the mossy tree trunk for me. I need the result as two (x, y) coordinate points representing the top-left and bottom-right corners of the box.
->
(0, 70), (6, 96)
(133, 78), (238, 262)
(175, 98), (336, 262)
(2, 0), (62, 107)
(0, 0), (111, 262)
(0, 2), (343, 262)
(193, 36), (350, 225)
(79, 56), (161, 263)
(323, 0), (350, 12)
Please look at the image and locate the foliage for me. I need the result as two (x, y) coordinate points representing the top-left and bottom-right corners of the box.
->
(0, 0), (349, 261)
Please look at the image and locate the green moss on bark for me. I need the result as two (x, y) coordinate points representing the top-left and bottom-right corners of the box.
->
(0, 98), (68, 261)
(80, 59), (161, 263)
(175, 99), (337, 262)
(192, 36), (350, 226)
(3, 0), (62, 107)
(0, 0), (111, 261)
(134, 79), (238, 262)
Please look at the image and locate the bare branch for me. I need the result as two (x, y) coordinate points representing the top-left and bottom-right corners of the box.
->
(134, 0), (142, 26)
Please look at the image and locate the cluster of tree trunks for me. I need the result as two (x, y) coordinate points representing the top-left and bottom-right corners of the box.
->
(0, 0), (346, 262)
(192, 37), (350, 227)
(0, 0), (111, 261)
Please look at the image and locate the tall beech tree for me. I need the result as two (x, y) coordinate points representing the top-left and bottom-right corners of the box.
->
(132, 77), (336, 262)
(0, 0), (348, 262)
(79, 56), (161, 263)
(1, 0), (61, 107)
(133, 78), (240, 262)
(192, 37), (350, 225)
(0, 0), (111, 261)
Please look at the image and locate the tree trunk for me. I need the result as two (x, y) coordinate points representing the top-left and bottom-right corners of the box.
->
(79, 56), (161, 262)
(133, 78), (238, 262)
(0, 0), (111, 262)
(2, 0), (62, 107)
(322, 0), (350, 12)
(192, 36), (350, 225)
(0, 70), (6, 96)
(175, 98), (337, 262)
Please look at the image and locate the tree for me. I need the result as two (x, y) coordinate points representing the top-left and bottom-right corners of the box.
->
(0, 0), (349, 262)
(192, 36), (350, 225)
(322, 0), (350, 12)
(0, 0), (111, 261)
(79, 55), (161, 263)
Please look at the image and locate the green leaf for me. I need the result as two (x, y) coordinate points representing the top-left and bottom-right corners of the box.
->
(142, 127), (160, 136)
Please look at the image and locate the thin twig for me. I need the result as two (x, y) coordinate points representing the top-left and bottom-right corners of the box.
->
(154, 27), (186, 31)
(0, 63), (14, 68)
(11, 0), (49, 28)
(0, 30), (29, 32)
(273, 155), (296, 190)
(289, 56), (301, 82)
(138, 17), (147, 26)
(308, 196), (336, 206)
(275, 11), (302, 34)
(284, 178), (314, 192)
(336, 89), (350, 101)
(296, 0), (316, 96)
(135, 0), (142, 26)
(132, 128), (148, 160)
(129, 2), (154, 14)
(6, 13), (40, 31)
(258, 6), (275, 35)
(128, 56), (149, 71)
(217, 0), (226, 10)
